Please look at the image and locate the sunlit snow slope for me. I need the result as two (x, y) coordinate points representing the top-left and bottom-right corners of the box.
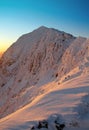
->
(0, 73), (89, 130)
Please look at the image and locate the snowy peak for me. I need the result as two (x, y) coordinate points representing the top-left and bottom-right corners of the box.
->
(0, 26), (89, 120)
(36, 26), (48, 30)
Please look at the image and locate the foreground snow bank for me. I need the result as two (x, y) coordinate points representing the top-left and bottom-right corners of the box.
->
(75, 93), (89, 119)
(30, 114), (65, 130)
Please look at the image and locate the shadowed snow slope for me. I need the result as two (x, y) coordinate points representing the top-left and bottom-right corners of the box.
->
(0, 26), (89, 129)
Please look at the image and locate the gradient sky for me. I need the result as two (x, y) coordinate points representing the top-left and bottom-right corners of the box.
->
(0, 0), (89, 52)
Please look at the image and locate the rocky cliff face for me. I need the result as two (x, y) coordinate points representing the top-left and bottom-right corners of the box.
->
(0, 26), (89, 119)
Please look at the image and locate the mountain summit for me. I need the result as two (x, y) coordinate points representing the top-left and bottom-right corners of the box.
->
(0, 26), (89, 121)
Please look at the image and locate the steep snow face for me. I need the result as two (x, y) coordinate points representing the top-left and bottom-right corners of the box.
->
(0, 26), (75, 118)
(57, 37), (89, 79)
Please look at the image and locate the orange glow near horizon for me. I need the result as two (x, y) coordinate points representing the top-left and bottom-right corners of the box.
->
(0, 45), (7, 52)
(0, 40), (13, 53)
(0, 33), (19, 53)
(0, 44), (10, 53)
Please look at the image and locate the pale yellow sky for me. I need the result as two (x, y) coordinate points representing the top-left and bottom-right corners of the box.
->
(0, 40), (13, 52)
(0, 35), (17, 53)
(0, 30), (28, 53)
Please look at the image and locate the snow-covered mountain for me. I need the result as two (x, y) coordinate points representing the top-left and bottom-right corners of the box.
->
(0, 26), (89, 130)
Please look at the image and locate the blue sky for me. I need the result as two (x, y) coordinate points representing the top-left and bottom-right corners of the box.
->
(0, 0), (89, 51)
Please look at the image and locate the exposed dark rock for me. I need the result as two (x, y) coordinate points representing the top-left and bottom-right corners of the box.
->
(31, 126), (35, 130)
(55, 122), (65, 130)
(37, 120), (48, 129)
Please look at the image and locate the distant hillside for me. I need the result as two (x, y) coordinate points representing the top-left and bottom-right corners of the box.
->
(0, 52), (3, 58)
